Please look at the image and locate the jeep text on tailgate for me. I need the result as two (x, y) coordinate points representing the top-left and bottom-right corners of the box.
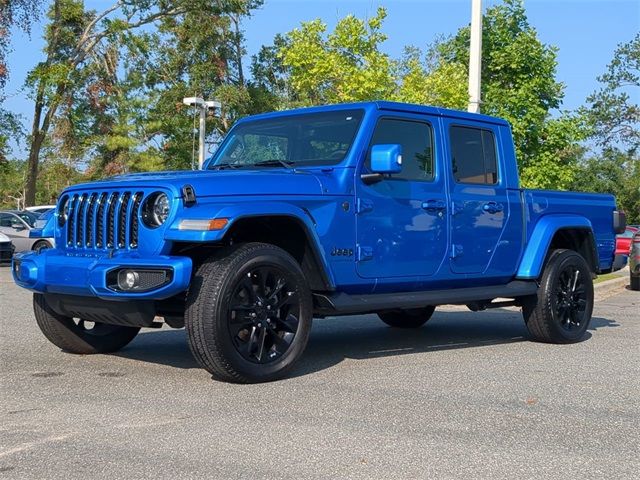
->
(12, 102), (626, 383)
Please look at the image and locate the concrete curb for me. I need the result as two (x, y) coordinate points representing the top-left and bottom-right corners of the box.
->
(594, 275), (629, 301)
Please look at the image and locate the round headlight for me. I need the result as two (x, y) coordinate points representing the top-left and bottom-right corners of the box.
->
(58, 196), (69, 226)
(142, 192), (170, 228)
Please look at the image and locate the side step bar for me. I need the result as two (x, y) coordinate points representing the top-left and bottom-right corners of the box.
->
(313, 280), (538, 316)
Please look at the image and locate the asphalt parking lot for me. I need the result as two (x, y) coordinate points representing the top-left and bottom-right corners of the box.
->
(1, 265), (638, 479)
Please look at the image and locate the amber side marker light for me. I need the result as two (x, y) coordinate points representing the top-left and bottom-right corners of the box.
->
(178, 218), (229, 231)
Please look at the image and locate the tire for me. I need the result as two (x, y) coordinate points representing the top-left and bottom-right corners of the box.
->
(32, 240), (52, 253)
(33, 293), (140, 354)
(630, 275), (640, 291)
(185, 242), (313, 383)
(378, 306), (436, 328)
(522, 249), (594, 344)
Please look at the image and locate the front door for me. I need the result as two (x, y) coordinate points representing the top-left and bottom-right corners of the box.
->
(356, 115), (448, 278)
(445, 121), (509, 274)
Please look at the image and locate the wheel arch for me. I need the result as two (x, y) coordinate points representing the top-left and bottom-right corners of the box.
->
(517, 215), (599, 279)
(171, 213), (334, 292)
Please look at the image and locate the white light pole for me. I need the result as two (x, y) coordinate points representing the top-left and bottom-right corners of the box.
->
(182, 97), (222, 169)
(468, 0), (483, 113)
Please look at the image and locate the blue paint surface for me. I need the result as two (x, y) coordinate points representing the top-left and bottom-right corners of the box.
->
(14, 102), (618, 301)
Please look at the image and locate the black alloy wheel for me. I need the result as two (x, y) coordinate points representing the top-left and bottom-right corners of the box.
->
(185, 243), (313, 383)
(522, 249), (594, 344)
(228, 266), (301, 364)
(553, 263), (588, 331)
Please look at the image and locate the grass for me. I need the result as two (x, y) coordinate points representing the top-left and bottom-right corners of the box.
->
(594, 271), (626, 284)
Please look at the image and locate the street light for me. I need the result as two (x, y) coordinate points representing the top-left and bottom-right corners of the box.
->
(182, 97), (221, 169)
(468, 0), (483, 113)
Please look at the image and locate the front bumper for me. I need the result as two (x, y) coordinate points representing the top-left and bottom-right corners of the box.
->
(12, 249), (192, 300)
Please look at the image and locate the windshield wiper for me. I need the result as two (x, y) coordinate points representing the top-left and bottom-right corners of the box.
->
(211, 162), (242, 170)
(253, 159), (294, 169)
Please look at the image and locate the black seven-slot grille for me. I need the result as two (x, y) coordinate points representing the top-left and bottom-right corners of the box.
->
(63, 191), (145, 251)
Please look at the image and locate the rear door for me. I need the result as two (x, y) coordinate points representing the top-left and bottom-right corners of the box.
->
(444, 121), (510, 274)
(355, 114), (448, 278)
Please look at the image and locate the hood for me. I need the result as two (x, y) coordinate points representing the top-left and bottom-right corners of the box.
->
(0, 232), (11, 243)
(65, 168), (327, 198)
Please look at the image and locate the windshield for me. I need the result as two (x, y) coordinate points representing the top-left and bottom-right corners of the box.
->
(209, 109), (364, 169)
(17, 212), (37, 227)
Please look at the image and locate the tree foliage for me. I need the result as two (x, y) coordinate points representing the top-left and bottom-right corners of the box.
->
(574, 34), (640, 222)
(433, 0), (571, 184)
(22, 0), (264, 205)
(1, 0), (637, 214)
(584, 33), (639, 152)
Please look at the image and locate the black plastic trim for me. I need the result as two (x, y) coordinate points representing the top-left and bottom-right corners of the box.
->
(44, 293), (156, 327)
(312, 280), (538, 316)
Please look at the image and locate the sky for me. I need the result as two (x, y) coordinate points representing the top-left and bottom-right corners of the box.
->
(3, 0), (640, 148)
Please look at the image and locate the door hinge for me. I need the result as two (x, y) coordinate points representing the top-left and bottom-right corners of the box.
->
(356, 245), (373, 261)
(356, 198), (374, 214)
(451, 244), (464, 258)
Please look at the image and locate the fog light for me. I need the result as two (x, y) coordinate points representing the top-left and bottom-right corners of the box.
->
(110, 268), (171, 292)
(118, 269), (140, 290)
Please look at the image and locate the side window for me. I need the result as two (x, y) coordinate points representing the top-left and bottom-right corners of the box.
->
(0, 214), (12, 227)
(366, 118), (434, 182)
(450, 126), (498, 184)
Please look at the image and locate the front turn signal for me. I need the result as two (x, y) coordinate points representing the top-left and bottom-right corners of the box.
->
(178, 218), (229, 231)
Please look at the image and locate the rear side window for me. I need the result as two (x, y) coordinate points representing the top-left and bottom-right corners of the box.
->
(450, 126), (498, 184)
(366, 118), (434, 182)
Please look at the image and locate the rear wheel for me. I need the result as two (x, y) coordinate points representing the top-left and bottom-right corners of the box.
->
(522, 249), (594, 344)
(378, 306), (435, 328)
(630, 274), (640, 291)
(185, 243), (313, 383)
(33, 294), (140, 354)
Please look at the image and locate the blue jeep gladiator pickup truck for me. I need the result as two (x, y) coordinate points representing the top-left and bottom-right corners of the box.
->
(13, 101), (626, 383)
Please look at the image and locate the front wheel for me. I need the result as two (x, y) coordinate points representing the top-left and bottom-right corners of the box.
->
(522, 249), (594, 344)
(33, 294), (140, 354)
(185, 243), (313, 383)
(378, 306), (435, 328)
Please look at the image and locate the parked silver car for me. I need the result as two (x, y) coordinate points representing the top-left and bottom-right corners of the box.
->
(0, 211), (53, 253)
(630, 230), (640, 291)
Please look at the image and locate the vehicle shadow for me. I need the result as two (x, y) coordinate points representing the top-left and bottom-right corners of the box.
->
(115, 309), (619, 378)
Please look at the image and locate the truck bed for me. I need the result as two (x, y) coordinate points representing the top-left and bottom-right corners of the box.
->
(523, 189), (617, 272)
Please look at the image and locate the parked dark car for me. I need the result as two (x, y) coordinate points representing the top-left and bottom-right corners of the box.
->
(630, 231), (640, 291)
(0, 232), (14, 263)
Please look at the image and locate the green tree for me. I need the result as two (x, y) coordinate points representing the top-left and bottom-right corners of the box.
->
(1, 0), (43, 166)
(574, 34), (640, 222)
(53, 1), (264, 175)
(584, 33), (639, 152)
(276, 7), (396, 105)
(23, 0), (213, 206)
(396, 45), (467, 109)
(435, 0), (568, 183)
(571, 150), (639, 224)
(1, 0), (43, 88)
